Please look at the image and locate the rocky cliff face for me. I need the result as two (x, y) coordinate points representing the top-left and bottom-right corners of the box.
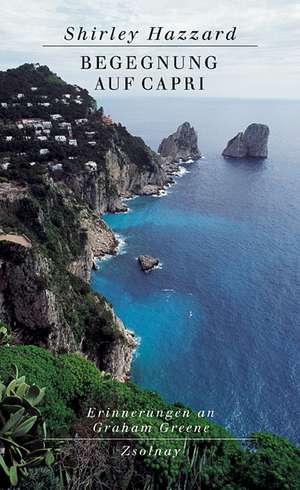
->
(0, 242), (77, 352)
(222, 123), (270, 159)
(94, 312), (136, 381)
(68, 207), (118, 282)
(158, 122), (201, 167)
(62, 144), (167, 213)
(0, 63), (168, 381)
(0, 180), (136, 380)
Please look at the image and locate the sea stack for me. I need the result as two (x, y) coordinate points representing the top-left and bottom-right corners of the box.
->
(138, 255), (159, 272)
(222, 123), (269, 159)
(158, 122), (201, 164)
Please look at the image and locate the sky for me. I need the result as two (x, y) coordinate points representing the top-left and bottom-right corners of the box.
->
(1, 0), (300, 99)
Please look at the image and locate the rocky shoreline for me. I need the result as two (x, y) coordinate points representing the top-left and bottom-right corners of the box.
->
(0, 97), (200, 385)
(94, 121), (202, 265)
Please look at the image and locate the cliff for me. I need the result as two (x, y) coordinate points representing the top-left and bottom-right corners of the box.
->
(158, 121), (201, 170)
(222, 123), (270, 159)
(0, 64), (168, 209)
(62, 143), (167, 214)
(0, 180), (135, 380)
(0, 64), (170, 379)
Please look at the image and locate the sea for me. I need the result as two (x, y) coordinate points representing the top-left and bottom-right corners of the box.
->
(91, 97), (300, 444)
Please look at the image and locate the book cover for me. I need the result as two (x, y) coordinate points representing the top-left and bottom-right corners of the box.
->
(0, 1), (299, 489)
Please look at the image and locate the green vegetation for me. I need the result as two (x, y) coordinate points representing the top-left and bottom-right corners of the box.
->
(0, 322), (11, 346)
(0, 345), (299, 489)
(64, 273), (120, 347)
(16, 467), (59, 490)
(0, 63), (94, 118)
(0, 365), (55, 487)
(0, 63), (159, 183)
(116, 122), (161, 170)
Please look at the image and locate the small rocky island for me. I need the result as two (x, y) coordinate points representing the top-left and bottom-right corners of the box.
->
(138, 255), (159, 272)
(222, 123), (270, 159)
(158, 122), (201, 168)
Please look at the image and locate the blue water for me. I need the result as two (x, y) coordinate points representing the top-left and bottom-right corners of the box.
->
(91, 97), (300, 443)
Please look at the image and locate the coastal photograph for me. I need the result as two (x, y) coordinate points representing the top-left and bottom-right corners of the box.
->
(0, 1), (300, 489)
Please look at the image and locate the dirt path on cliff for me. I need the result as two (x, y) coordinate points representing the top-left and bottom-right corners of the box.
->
(0, 234), (32, 248)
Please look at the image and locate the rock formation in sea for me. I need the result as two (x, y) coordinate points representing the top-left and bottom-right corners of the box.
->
(138, 255), (159, 272)
(158, 122), (201, 172)
(222, 123), (270, 158)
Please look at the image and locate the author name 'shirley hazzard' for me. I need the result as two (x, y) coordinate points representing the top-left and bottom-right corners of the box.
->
(64, 25), (238, 44)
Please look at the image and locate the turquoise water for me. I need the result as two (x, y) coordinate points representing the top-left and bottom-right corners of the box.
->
(92, 97), (300, 443)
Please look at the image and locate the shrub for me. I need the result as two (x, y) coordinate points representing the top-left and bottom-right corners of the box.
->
(0, 346), (104, 435)
(16, 467), (60, 490)
(0, 366), (55, 488)
(0, 321), (11, 346)
(0, 346), (73, 435)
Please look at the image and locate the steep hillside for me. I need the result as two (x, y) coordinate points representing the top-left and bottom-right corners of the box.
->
(0, 63), (167, 212)
(0, 64), (167, 378)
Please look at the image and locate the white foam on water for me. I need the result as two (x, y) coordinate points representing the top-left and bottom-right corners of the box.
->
(115, 233), (128, 255)
(123, 195), (138, 202)
(162, 288), (175, 302)
(159, 189), (168, 197)
(174, 158), (194, 164)
(115, 207), (132, 215)
(152, 188), (169, 198)
(95, 234), (127, 267)
(176, 166), (190, 177)
(97, 254), (113, 265)
(133, 337), (142, 358)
